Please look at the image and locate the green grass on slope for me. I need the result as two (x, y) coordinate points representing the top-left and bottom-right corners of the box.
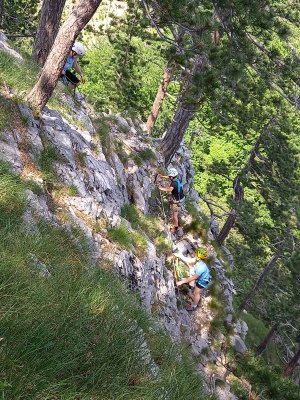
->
(0, 50), (76, 122)
(0, 162), (206, 400)
(0, 51), (39, 93)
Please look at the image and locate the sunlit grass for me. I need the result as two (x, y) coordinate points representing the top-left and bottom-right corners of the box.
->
(0, 161), (206, 399)
(121, 203), (171, 255)
(107, 223), (148, 258)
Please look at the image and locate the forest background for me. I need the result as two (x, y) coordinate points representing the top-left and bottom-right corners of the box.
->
(1, 0), (300, 397)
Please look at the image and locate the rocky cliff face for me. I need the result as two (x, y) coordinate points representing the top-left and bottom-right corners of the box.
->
(0, 34), (247, 399)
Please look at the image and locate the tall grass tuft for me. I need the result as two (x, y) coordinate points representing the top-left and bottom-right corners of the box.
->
(121, 204), (170, 255)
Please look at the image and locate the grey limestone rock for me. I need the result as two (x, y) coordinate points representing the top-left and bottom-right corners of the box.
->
(0, 33), (24, 61)
(230, 335), (248, 354)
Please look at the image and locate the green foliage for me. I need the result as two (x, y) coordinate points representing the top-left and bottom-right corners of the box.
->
(82, 35), (166, 118)
(25, 179), (44, 196)
(235, 353), (300, 400)
(95, 117), (111, 145)
(0, 51), (39, 93)
(240, 313), (280, 364)
(121, 204), (170, 255)
(230, 379), (248, 400)
(108, 223), (133, 248)
(0, 161), (25, 223)
(208, 297), (222, 312)
(121, 203), (140, 228)
(132, 148), (157, 166)
(1, 0), (38, 35)
(108, 223), (148, 258)
(0, 96), (13, 131)
(75, 151), (86, 168)
(39, 143), (64, 186)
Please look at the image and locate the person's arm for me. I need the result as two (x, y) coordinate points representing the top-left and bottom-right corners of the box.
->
(175, 253), (196, 265)
(176, 273), (198, 287)
(158, 185), (173, 193)
(158, 177), (174, 193)
(73, 61), (85, 82)
(159, 174), (171, 179)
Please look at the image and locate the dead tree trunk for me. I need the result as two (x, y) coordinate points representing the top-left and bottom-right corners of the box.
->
(216, 209), (237, 245)
(216, 122), (271, 245)
(146, 64), (173, 133)
(32, 0), (67, 65)
(216, 176), (243, 245)
(27, 0), (102, 111)
(284, 348), (300, 377)
(159, 54), (208, 166)
(256, 323), (278, 356)
(239, 248), (284, 312)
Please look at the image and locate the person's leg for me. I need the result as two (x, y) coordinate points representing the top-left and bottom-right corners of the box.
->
(186, 285), (201, 311)
(65, 70), (80, 90)
(172, 203), (179, 230)
(193, 285), (201, 306)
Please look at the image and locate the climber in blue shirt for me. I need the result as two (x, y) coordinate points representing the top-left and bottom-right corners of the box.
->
(61, 42), (86, 90)
(174, 247), (211, 311)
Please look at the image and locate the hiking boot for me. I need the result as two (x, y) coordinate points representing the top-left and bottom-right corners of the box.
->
(185, 303), (198, 312)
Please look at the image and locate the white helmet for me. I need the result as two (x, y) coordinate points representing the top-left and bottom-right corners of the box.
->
(72, 42), (85, 56)
(167, 167), (178, 177)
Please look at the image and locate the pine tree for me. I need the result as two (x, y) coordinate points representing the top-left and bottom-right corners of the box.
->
(27, 0), (102, 111)
(159, 53), (209, 165)
(156, 0), (300, 165)
(32, 0), (67, 65)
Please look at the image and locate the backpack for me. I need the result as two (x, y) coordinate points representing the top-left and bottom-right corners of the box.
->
(175, 179), (185, 201)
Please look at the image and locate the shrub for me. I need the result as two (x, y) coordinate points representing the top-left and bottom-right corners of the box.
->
(0, 96), (13, 131)
(234, 352), (300, 400)
(39, 144), (64, 186)
(108, 224), (132, 248)
(230, 378), (249, 400)
(121, 203), (140, 228)
(108, 224), (148, 258)
(0, 161), (25, 223)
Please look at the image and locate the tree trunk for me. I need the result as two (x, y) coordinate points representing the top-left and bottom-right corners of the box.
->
(256, 323), (278, 356)
(216, 123), (270, 245)
(159, 54), (208, 166)
(239, 249), (283, 312)
(216, 209), (237, 245)
(146, 64), (173, 133)
(27, 0), (102, 111)
(284, 348), (300, 377)
(216, 176), (243, 245)
(0, 0), (3, 28)
(160, 104), (196, 166)
(32, 0), (67, 65)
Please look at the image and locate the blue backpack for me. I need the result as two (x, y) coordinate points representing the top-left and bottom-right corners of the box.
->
(175, 179), (185, 201)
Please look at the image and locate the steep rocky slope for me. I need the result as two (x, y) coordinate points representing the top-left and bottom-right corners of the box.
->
(0, 34), (248, 399)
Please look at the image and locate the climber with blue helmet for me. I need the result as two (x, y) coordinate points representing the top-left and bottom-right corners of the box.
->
(158, 167), (185, 234)
(61, 41), (86, 90)
(174, 247), (211, 311)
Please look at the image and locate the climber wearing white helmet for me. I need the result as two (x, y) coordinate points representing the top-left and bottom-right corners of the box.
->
(61, 41), (86, 89)
(158, 167), (185, 234)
